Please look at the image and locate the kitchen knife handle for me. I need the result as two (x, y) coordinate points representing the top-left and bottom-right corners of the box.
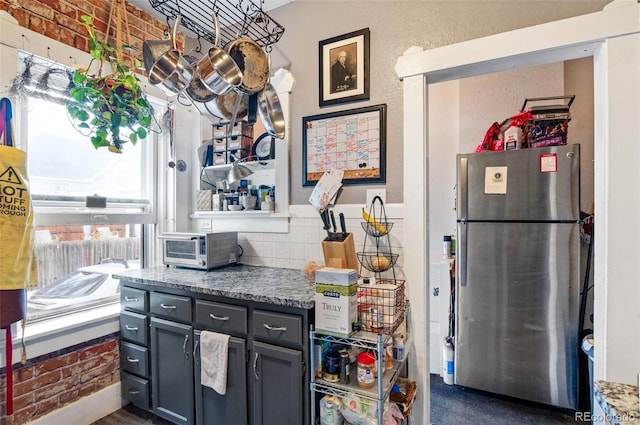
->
(339, 212), (346, 234)
(329, 210), (337, 232)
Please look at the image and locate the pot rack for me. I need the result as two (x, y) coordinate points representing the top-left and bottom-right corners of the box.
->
(147, 0), (285, 48)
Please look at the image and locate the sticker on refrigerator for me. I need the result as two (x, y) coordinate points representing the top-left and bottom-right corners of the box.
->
(484, 166), (507, 194)
(540, 153), (558, 173)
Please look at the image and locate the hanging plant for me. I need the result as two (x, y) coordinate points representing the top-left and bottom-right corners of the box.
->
(67, 13), (155, 153)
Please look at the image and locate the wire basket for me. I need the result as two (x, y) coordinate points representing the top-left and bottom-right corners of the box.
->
(357, 251), (399, 273)
(360, 221), (394, 237)
(357, 279), (406, 334)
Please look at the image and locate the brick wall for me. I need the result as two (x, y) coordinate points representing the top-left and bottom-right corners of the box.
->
(0, 2), (168, 423)
(0, 335), (120, 425)
(0, 0), (181, 70)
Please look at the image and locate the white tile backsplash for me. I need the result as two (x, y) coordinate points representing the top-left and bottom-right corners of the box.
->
(237, 208), (405, 277)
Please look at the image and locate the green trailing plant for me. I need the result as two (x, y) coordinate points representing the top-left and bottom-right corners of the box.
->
(67, 15), (154, 153)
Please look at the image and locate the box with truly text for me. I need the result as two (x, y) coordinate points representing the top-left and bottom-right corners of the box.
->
(315, 268), (358, 337)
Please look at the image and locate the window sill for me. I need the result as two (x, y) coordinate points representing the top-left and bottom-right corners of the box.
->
(0, 304), (120, 368)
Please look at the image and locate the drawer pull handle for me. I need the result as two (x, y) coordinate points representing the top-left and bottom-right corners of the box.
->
(263, 324), (287, 332)
(210, 314), (230, 321)
(160, 304), (177, 309)
(128, 389), (140, 395)
(124, 297), (138, 302)
(126, 356), (140, 363)
(125, 325), (139, 331)
(193, 340), (200, 365)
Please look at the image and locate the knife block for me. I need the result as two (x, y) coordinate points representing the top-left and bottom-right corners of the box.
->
(322, 233), (359, 271)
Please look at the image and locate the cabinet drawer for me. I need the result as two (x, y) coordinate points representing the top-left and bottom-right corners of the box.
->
(120, 311), (148, 346)
(121, 287), (148, 312)
(252, 310), (303, 348)
(150, 292), (192, 323)
(121, 372), (150, 410)
(195, 300), (247, 335)
(121, 341), (150, 377)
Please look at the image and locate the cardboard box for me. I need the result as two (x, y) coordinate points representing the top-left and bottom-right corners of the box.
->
(315, 267), (358, 286)
(315, 267), (358, 337)
(196, 190), (213, 211)
(315, 282), (357, 337)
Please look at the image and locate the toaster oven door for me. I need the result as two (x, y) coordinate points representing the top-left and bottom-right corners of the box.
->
(163, 237), (202, 268)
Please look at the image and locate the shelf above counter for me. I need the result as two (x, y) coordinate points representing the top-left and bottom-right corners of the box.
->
(190, 210), (289, 233)
(203, 159), (275, 173)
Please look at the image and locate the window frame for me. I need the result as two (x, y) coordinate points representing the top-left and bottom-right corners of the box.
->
(0, 15), (173, 366)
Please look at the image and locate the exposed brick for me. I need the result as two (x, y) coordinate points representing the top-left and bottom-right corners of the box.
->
(79, 339), (117, 360)
(10, 391), (35, 413)
(20, 0), (54, 20)
(35, 374), (77, 400)
(35, 352), (76, 374)
(77, 381), (96, 397)
(33, 396), (59, 417)
(14, 367), (33, 382)
(57, 387), (79, 405)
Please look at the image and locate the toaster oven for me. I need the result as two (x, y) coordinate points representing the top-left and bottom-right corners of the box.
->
(160, 232), (238, 270)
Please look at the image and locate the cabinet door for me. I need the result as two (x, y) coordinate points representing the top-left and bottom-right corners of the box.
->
(251, 341), (303, 425)
(194, 331), (248, 425)
(150, 317), (194, 425)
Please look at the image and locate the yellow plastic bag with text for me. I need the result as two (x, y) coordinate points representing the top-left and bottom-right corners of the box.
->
(0, 145), (36, 291)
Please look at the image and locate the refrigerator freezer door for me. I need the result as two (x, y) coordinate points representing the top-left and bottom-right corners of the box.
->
(455, 221), (580, 410)
(457, 144), (580, 222)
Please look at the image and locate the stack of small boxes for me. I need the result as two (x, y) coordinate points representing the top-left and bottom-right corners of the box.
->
(211, 121), (254, 165)
(314, 267), (358, 337)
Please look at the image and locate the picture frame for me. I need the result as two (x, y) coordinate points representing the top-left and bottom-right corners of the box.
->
(303, 104), (386, 186)
(319, 28), (370, 107)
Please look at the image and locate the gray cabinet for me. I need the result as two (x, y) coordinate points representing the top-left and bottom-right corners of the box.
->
(251, 341), (303, 425)
(194, 331), (248, 425)
(150, 317), (194, 425)
(120, 281), (312, 425)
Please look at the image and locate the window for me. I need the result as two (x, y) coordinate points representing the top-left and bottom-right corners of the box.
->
(12, 52), (163, 322)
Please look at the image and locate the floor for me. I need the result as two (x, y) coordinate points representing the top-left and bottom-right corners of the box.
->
(94, 376), (586, 425)
(430, 374), (587, 425)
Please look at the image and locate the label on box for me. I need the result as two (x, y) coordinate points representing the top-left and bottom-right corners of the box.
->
(315, 283), (357, 337)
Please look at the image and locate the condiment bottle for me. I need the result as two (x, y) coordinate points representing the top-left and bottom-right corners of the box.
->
(357, 352), (376, 389)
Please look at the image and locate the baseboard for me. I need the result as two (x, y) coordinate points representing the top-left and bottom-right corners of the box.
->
(28, 383), (122, 425)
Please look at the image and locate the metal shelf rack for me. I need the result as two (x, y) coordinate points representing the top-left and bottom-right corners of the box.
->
(148, 0), (285, 48)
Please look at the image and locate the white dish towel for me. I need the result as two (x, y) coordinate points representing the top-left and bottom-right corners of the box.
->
(200, 330), (230, 395)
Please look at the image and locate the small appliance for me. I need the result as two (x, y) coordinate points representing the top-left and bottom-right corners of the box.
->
(160, 232), (238, 270)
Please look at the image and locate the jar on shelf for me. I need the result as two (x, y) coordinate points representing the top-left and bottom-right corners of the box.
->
(356, 352), (376, 389)
(323, 349), (341, 383)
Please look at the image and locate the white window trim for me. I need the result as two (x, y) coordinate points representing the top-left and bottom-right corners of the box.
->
(0, 11), (170, 365)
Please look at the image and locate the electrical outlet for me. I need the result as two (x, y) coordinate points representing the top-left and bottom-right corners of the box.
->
(366, 189), (386, 207)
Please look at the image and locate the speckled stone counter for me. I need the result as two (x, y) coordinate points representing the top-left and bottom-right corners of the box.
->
(595, 380), (640, 424)
(114, 264), (316, 309)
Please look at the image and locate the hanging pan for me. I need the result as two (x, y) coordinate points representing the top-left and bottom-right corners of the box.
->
(225, 37), (269, 95)
(257, 53), (285, 139)
(186, 12), (243, 103)
(146, 16), (193, 96)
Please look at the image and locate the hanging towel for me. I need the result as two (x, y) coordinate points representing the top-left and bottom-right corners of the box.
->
(200, 331), (230, 395)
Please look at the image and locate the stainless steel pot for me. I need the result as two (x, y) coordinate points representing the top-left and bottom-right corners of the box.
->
(146, 16), (193, 96)
(257, 82), (285, 139)
(203, 90), (249, 121)
(186, 13), (242, 101)
(225, 38), (269, 95)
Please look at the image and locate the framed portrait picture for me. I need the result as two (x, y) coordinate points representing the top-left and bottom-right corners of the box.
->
(319, 28), (370, 107)
(303, 104), (386, 186)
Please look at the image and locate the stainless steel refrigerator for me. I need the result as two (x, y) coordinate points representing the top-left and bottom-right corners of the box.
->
(455, 144), (581, 410)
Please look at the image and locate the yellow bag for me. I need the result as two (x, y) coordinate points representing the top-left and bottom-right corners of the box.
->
(0, 145), (35, 291)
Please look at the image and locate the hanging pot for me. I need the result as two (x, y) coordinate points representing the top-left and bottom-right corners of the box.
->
(147, 16), (193, 96)
(186, 13), (242, 102)
(225, 38), (269, 95)
(203, 90), (249, 121)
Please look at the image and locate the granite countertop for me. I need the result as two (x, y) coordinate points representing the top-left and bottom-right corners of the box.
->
(114, 264), (316, 309)
(595, 380), (640, 424)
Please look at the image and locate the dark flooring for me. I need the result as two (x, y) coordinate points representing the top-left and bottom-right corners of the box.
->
(430, 374), (586, 425)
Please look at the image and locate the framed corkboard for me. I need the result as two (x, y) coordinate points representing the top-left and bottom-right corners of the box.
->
(302, 104), (386, 186)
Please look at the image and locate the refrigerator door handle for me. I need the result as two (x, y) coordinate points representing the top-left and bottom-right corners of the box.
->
(457, 156), (469, 219)
(458, 222), (467, 287)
